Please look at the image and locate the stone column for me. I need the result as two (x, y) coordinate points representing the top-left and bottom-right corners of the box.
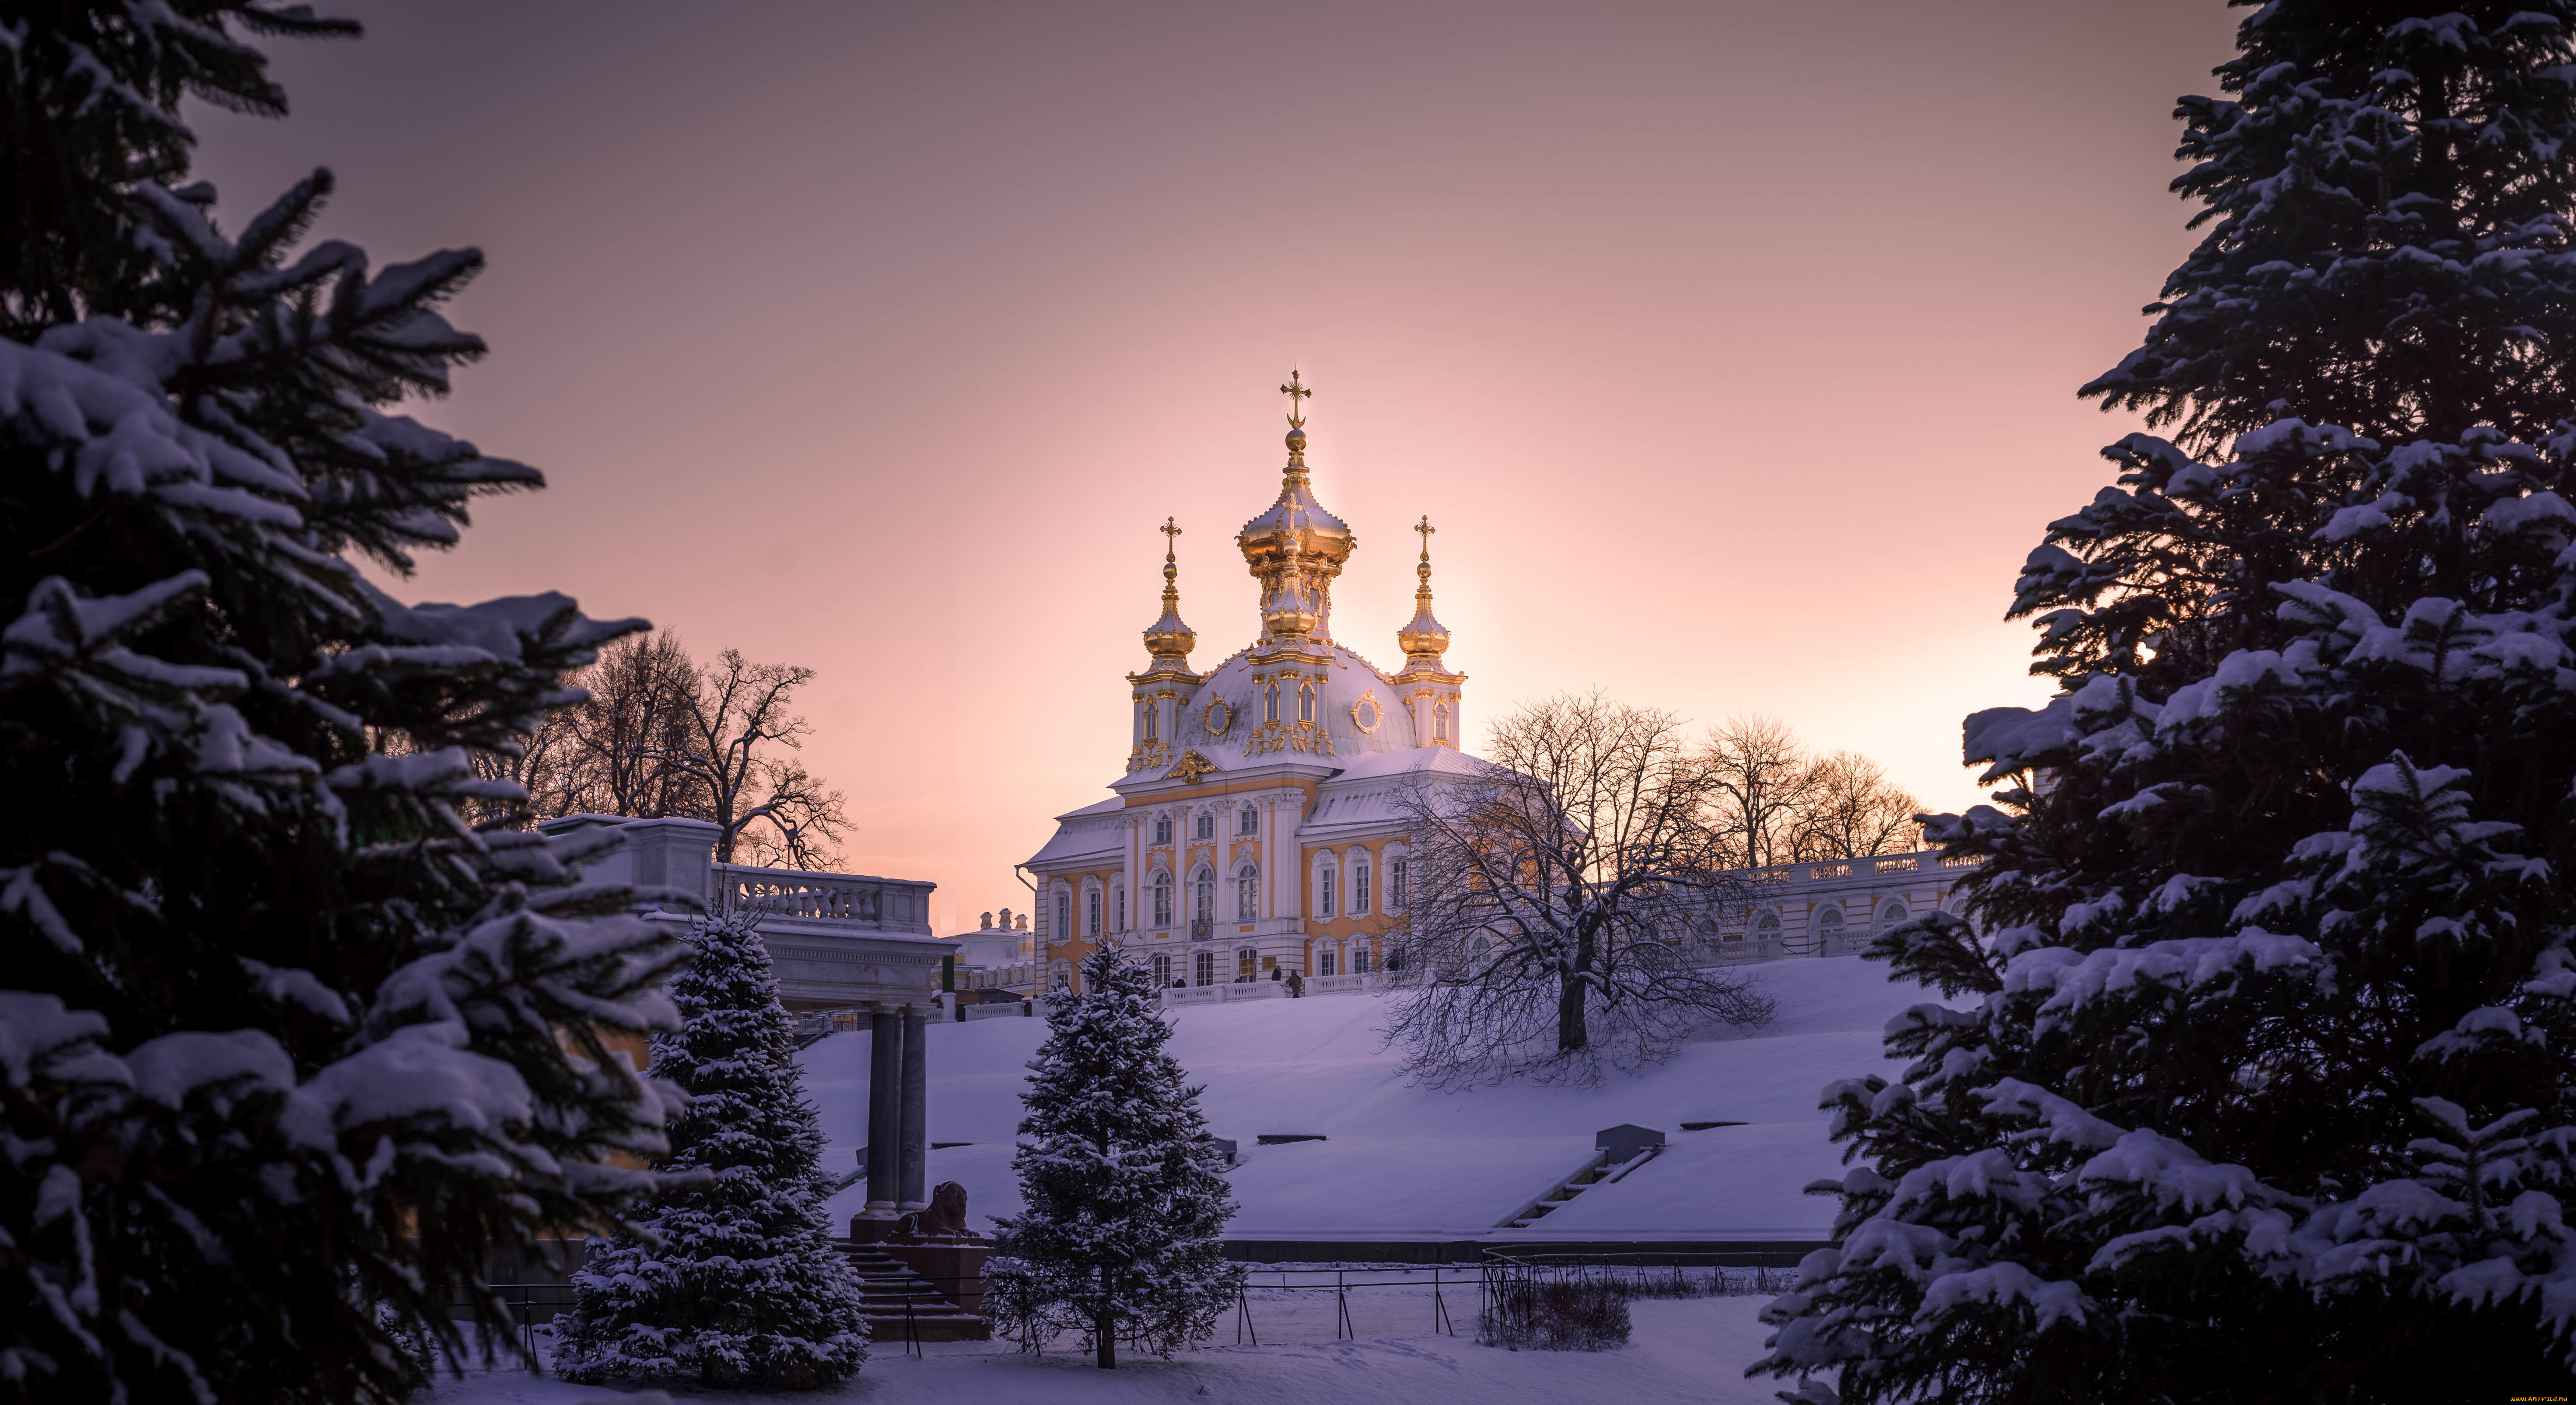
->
(862, 1003), (902, 1227)
(900, 1002), (930, 1213)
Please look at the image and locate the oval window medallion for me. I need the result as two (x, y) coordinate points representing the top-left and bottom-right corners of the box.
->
(1350, 690), (1382, 734)
(1204, 699), (1233, 736)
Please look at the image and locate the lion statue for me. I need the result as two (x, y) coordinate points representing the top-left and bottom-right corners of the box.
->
(894, 1181), (972, 1239)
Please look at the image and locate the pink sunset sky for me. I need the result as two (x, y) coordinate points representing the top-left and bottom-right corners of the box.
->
(191, 0), (2240, 933)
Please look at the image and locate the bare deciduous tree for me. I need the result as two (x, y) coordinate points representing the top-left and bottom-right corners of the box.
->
(1383, 692), (1775, 1087)
(458, 633), (850, 870)
(571, 631), (702, 818)
(1707, 715), (1925, 866)
(1792, 750), (1922, 860)
(658, 647), (850, 868)
(1706, 713), (1817, 868)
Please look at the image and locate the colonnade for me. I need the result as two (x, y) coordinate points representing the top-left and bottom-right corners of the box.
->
(858, 1000), (931, 1231)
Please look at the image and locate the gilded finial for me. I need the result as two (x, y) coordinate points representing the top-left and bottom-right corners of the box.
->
(1398, 512), (1450, 665)
(1142, 517), (1196, 664)
(1280, 370), (1312, 430)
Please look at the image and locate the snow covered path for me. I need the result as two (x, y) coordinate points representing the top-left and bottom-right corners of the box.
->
(799, 954), (1948, 1241)
(430, 1297), (1786, 1405)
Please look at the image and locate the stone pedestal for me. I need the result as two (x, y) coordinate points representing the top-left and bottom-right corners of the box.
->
(879, 1235), (992, 1314)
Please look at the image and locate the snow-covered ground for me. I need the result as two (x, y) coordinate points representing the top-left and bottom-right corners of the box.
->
(431, 1296), (1787, 1405)
(802, 954), (1946, 1241)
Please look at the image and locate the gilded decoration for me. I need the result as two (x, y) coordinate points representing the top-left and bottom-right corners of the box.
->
(1125, 740), (1172, 774)
(1204, 698), (1233, 736)
(1245, 719), (1335, 758)
(1350, 689), (1383, 734)
(1167, 750), (1217, 784)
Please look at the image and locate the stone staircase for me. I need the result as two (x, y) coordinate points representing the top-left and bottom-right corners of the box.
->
(835, 1241), (991, 1342)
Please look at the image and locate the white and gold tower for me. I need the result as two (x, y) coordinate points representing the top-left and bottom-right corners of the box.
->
(1027, 374), (1481, 992)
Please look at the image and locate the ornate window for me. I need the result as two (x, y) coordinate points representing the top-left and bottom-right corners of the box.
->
(1195, 812), (1215, 841)
(1318, 945), (1337, 976)
(1298, 682), (1316, 724)
(1755, 909), (1782, 940)
(1388, 857), (1407, 912)
(1240, 805), (1259, 835)
(1264, 679), (1280, 724)
(1152, 953), (1172, 986)
(1194, 950), (1215, 986)
(1814, 904), (1846, 945)
(1351, 857), (1371, 916)
(1055, 894), (1069, 944)
(1142, 701), (1157, 741)
(1238, 947), (1258, 981)
(1434, 701), (1450, 742)
(1351, 943), (1372, 974)
(1194, 867), (1214, 923)
(1086, 889), (1101, 938)
(1152, 873), (1172, 929)
(1318, 866), (1336, 919)
(1115, 886), (1127, 932)
(1154, 817), (1172, 846)
(1236, 864), (1260, 921)
(1881, 899), (1909, 926)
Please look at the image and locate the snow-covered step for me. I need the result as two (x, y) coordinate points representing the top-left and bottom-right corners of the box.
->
(833, 1242), (990, 1342)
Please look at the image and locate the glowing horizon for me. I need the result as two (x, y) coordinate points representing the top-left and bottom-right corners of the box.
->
(186, 0), (2243, 930)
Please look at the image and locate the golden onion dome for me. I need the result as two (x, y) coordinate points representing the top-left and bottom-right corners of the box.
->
(1141, 517), (1196, 664)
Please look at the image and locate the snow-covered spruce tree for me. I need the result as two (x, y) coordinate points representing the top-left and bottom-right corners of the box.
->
(996, 947), (1243, 1369)
(1757, 6), (2576, 1402)
(554, 913), (866, 1389)
(1, 7), (686, 1403)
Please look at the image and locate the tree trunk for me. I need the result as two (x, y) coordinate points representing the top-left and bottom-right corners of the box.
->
(1096, 1262), (1116, 1369)
(1557, 930), (1592, 1054)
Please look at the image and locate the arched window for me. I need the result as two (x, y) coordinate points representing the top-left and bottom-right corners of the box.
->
(1154, 817), (1172, 846)
(1434, 701), (1450, 742)
(1240, 805), (1259, 835)
(1317, 865), (1336, 919)
(1351, 856), (1371, 916)
(1264, 679), (1280, 724)
(1055, 893), (1070, 945)
(1881, 899), (1909, 926)
(1236, 864), (1260, 921)
(1193, 867), (1215, 924)
(1152, 873), (1172, 929)
(1318, 944), (1337, 976)
(1754, 909), (1782, 941)
(1387, 857), (1408, 912)
(1298, 682), (1316, 723)
(1195, 813), (1214, 841)
(1814, 905), (1846, 947)
(1151, 953), (1172, 986)
(1194, 950), (1215, 986)
(1143, 701), (1157, 741)
(1114, 886), (1127, 932)
(1085, 888), (1101, 938)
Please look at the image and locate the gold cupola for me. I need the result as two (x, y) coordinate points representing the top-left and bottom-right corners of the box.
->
(1141, 516), (1197, 665)
(1397, 514), (1452, 667)
(1237, 370), (1354, 643)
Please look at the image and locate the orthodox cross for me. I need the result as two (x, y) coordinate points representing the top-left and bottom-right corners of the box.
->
(1414, 514), (1436, 562)
(1280, 370), (1312, 429)
(1160, 515), (1182, 562)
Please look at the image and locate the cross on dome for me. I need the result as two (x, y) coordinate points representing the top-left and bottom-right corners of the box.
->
(1279, 370), (1312, 429)
(1414, 514), (1435, 562)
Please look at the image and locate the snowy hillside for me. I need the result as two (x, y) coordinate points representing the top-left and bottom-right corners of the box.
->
(798, 954), (1952, 1242)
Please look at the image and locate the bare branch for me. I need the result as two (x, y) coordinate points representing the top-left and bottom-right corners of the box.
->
(1382, 690), (1774, 1087)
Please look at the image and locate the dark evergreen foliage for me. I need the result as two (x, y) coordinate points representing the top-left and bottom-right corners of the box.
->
(0, 6), (685, 1402)
(1760, 5), (2576, 1402)
(554, 915), (867, 1390)
(995, 948), (1243, 1369)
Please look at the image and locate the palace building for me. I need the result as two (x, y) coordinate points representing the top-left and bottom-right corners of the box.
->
(1024, 375), (1476, 991)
